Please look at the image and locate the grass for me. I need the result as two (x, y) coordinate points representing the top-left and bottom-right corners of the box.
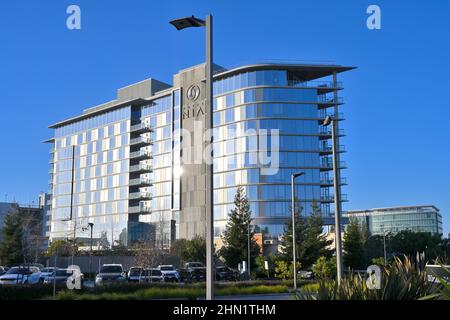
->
(50, 283), (290, 300)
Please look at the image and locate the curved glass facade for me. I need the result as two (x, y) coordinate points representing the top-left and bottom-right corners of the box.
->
(212, 69), (338, 237)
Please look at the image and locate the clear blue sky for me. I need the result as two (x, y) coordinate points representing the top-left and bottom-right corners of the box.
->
(0, 1), (449, 234)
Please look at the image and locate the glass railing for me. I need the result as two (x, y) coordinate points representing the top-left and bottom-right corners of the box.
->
(287, 80), (343, 88)
(129, 205), (152, 214)
(130, 164), (152, 172)
(129, 192), (152, 200)
(130, 137), (152, 145)
(319, 145), (346, 153)
(317, 95), (344, 104)
(320, 177), (348, 185)
(318, 111), (345, 119)
(130, 150), (153, 159)
(129, 178), (152, 186)
(320, 160), (347, 169)
(321, 194), (348, 202)
(318, 129), (345, 136)
(131, 123), (152, 132)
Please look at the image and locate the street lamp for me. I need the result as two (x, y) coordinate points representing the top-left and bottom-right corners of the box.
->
(291, 171), (304, 291)
(323, 116), (343, 284)
(170, 14), (215, 300)
(88, 223), (94, 284)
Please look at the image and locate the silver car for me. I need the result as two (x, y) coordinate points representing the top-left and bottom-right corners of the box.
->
(95, 264), (126, 286)
(0, 266), (41, 285)
(44, 269), (83, 287)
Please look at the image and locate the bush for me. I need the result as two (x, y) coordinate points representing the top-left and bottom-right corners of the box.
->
(274, 260), (301, 280)
(0, 285), (54, 300)
(52, 284), (289, 300)
(312, 256), (336, 279)
(299, 255), (438, 300)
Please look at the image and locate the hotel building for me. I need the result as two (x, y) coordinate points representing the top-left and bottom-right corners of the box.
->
(45, 63), (353, 249)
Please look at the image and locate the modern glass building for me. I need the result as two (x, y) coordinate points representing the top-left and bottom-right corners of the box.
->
(45, 63), (353, 249)
(346, 205), (443, 235)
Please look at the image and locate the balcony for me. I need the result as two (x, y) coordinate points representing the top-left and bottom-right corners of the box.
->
(287, 80), (343, 93)
(318, 128), (345, 140)
(130, 122), (153, 134)
(317, 95), (344, 105)
(129, 205), (152, 214)
(130, 164), (152, 173)
(49, 155), (55, 164)
(318, 111), (345, 120)
(321, 194), (348, 203)
(130, 150), (153, 160)
(129, 178), (152, 187)
(320, 161), (347, 171)
(319, 145), (346, 155)
(130, 136), (152, 147)
(129, 192), (152, 200)
(320, 177), (348, 186)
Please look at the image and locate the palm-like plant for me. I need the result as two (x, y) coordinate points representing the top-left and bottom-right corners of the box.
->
(299, 255), (438, 300)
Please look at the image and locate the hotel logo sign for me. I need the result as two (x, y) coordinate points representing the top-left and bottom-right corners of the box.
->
(186, 84), (201, 101)
(183, 83), (205, 120)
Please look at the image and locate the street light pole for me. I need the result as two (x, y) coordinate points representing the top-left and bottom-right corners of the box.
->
(170, 14), (214, 300)
(247, 223), (251, 279)
(323, 116), (343, 284)
(291, 172), (304, 291)
(383, 229), (387, 265)
(88, 222), (94, 284)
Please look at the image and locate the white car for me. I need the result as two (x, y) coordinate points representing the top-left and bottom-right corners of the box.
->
(95, 264), (126, 286)
(40, 267), (57, 282)
(158, 265), (180, 282)
(0, 266), (42, 285)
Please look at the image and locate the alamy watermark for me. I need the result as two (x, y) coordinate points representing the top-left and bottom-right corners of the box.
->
(173, 120), (280, 176)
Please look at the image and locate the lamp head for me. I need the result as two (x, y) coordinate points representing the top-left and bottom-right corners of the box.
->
(293, 172), (305, 179)
(170, 15), (206, 30)
(323, 116), (332, 126)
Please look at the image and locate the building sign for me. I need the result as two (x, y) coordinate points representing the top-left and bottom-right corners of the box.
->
(182, 83), (205, 120)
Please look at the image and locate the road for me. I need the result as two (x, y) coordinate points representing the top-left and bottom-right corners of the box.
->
(204, 293), (295, 300)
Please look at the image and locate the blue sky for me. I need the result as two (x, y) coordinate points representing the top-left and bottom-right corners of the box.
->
(0, 1), (449, 234)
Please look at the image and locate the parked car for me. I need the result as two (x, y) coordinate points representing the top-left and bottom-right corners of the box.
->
(215, 266), (236, 281)
(140, 268), (164, 283)
(127, 267), (144, 282)
(298, 270), (314, 280)
(0, 266), (6, 276)
(43, 268), (84, 287)
(0, 266), (41, 285)
(158, 265), (180, 282)
(95, 264), (126, 286)
(40, 267), (57, 282)
(179, 262), (206, 282)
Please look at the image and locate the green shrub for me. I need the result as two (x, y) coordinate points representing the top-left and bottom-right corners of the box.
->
(274, 261), (301, 280)
(312, 256), (336, 279)
(299, 255), (437, 300)
(0, 285), (54, 300)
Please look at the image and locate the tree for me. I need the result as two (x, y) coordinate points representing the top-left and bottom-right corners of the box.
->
(343, 219), (365, 269)
(219, 186), (260, 269)
(280, 201), (332, 269)
(0, 206), (23, 265)
(389, 230), (444, 261)
(363, 234), (385, 265)
(47, 239), (75, 257)
(312, 256), (337, 279)
(0, 205), (44, 265)
(171, 235), (206, 264)
(133, 240), (166, 268)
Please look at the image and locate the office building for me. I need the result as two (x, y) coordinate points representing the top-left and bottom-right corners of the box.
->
(346, 205), (443, 235)
(45, 62), (353, 248)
